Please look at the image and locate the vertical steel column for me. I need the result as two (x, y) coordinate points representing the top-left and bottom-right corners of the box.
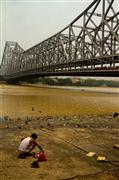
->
(112, 57), (115, 68)
(69, 25), (72, 70)
(83, 13), (86, 60)
(111, 20), (113, 55)
(102, 0), (105, 56)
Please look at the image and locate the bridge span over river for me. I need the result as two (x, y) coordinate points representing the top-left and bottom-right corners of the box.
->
(0, 0), (119, 83)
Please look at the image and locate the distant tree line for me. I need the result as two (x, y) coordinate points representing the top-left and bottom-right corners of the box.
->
(0, 76), (4, 81)
(22, 77), (119, 87)
(75, 78), (119, 87)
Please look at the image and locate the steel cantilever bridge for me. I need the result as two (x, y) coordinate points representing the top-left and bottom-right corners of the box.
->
(1, 0), (119, 83)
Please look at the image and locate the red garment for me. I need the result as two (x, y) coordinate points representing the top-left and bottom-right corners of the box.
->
(35, 152), (47, 161)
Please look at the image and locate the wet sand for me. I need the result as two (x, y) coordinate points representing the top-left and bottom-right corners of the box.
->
(0, 85), (119, 179)
(0, 115), (119, 180)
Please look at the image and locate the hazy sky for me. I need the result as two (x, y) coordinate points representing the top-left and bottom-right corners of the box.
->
(0, 0), (93, 61)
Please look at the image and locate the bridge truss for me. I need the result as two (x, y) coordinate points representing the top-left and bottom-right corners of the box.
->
(1, 0), (119, 81)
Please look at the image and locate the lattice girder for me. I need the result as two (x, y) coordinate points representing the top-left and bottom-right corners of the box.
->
(1, 0), (119, 78)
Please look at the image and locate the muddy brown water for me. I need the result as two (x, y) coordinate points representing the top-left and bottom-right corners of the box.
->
(0, 84), (119, 117)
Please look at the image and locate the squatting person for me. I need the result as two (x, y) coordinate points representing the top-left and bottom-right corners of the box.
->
(18, 133), (44, 158)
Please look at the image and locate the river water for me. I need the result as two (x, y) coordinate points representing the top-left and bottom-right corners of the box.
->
(0, 84), (119, 117)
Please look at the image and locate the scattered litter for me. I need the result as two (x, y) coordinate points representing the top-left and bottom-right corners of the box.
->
(17, 126), (21, 129)
(97, 156), (106, 161)
(113, 144), (119, 149)
(113, 112), (119, 118)
(86, 152), (96, 157)
(6, 125), (9, 129)
(40, 125), (44, 128)
(25, 120), (28, 125)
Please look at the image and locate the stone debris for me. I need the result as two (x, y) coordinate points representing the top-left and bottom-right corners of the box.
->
(86, 152), (96, 157)
(113, 112), (119, 118)
(97, 156), (106, 161)
(32, 108), (34, 111)
(113, 144), (119, 149)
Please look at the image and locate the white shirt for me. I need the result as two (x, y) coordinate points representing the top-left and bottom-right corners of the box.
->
(19, 137), (32, 151)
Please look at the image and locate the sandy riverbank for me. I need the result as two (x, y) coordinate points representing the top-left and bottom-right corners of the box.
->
(1, 85), (119, 179)
(0, 114), (119, 180)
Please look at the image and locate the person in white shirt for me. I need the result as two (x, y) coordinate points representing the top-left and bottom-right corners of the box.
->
(18, 133), (43, 158)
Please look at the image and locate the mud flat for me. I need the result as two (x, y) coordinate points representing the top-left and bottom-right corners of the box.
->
(0, 84), (119, 117)
(0, 114), (119, 180)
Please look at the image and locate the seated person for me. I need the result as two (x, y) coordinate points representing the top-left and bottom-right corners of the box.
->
(18, 133), (43, 158)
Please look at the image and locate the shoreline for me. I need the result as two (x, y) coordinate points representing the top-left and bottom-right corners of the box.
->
(20, 83), (119, 94)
